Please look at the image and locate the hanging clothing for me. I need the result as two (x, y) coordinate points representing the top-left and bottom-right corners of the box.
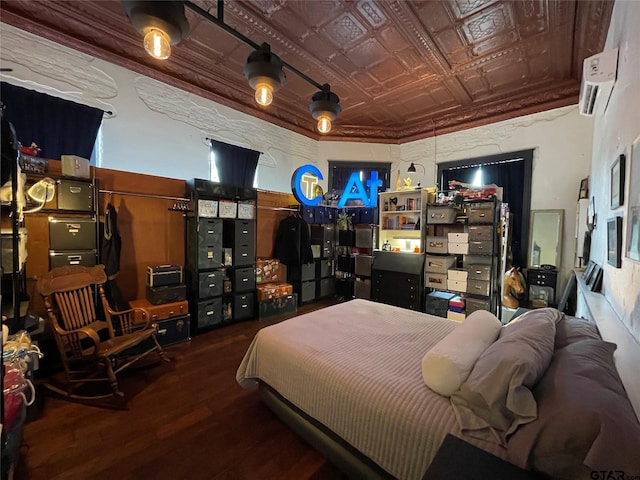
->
(273, 215), (314, 266)
(100, 203), (122, 279)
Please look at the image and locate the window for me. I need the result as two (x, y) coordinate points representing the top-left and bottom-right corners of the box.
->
(327, 160), (391, 205)
(210, 148), (220, 182)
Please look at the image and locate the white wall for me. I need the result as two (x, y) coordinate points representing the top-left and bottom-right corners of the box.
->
(2, 22), (594, 292)
(590, 0), (640, 343)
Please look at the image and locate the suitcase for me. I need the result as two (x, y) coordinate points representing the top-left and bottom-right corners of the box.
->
(258, 294), (298, 319)
(146, 264), (183, 287)
(129, 298), (189, 325)
(145, 284), (187, 305)
(128, 315), (191, 353)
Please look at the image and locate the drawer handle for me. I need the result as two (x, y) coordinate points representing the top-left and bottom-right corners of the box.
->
(206, 310), (214, 316)
(157, 328), (167, 335)
(241, 304), (248, 308)
(207, 230), (215, 234)
(69, 186), (82, 194)
(151, 314), (158, 319)
(475, 270), (482, 274)
(208, 273), (216, 278)
(68, 255), (81, 264)
(242, 230), (248, 234)
(241, 253), (248, 257)
(169, 310), (174, 315)
(66, 224), (81, 233)
(209, 283), (216, 288)
(242, 278), (248, 282)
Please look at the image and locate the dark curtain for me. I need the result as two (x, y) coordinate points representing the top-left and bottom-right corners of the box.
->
(211, 139), (260, 188)
(1, 82), (103, 161)
(442, 160), (526, 267)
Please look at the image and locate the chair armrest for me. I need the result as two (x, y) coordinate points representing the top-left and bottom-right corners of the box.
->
(54, 323), (102, 351)
(106, 305), (154, 334)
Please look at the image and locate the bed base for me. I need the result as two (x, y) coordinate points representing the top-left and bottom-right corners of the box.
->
(258, 381), (394, 480)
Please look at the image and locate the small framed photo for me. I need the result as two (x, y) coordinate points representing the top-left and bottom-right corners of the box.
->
(610, 154), (625, 208)
(590, 267), (604, 292)
(579, 177), (589, 200)
(607, 217), (623, 268)
(587, 265), (601, 289)
(582, 261), (595, 284)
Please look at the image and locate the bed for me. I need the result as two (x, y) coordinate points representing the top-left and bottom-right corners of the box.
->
(237, 299), (640, 479)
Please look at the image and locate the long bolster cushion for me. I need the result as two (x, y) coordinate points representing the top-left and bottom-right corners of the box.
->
(422, 310), (502, 397)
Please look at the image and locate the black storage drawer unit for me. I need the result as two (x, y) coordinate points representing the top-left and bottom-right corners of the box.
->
(49, 250), (97, 269)
(57, 179), (93, 211)
(310, 225), (335, 258)
(146, 264), (183, 287)
(337, 255), (355, 273)
(316, 277), (335, 298)
(188, 218), (223, 269)
(316, 259), (333, 279)
(288, 262), (315, 282)
(292, 280), (316, 304)
(195, 297), (223, 330)
(197, 270), (223, 298)
(233, 292), (255, 321)
(258, 294), (298, 319)
(232, 266), (256, 292)
(146, 284), (187, 305)
(224, 220), (256, 267)
(49, 217), (96, 250)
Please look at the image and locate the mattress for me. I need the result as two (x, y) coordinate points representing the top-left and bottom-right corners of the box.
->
(237, 298), (508, 479)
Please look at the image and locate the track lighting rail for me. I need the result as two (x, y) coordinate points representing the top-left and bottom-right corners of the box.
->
(184, 1), (324, 91)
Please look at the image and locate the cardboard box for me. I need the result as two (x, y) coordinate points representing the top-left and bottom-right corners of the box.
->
(447, 310), (466, 322)
(447, 279), (467, 293)
(447, 268), (468, 282)
(61, 155), (90, 178)
(447, 232), (469, 243)
(448, 242), (469, 254)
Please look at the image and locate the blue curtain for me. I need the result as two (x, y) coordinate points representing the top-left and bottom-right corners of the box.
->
(1, 82), (103, 161)
(210, 139), (260, 188)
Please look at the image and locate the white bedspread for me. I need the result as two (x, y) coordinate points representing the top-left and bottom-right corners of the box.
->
(237, 299), (508, 480)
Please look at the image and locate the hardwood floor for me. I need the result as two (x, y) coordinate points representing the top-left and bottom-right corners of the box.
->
(13, 298), (349, 480)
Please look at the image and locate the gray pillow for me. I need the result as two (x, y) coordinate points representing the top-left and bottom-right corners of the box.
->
(554, 315), (601, 349)
(507, 339), (640, 478)
(450, 310), (556, 445)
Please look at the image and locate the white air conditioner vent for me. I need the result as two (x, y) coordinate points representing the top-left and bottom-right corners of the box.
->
(579, 48), (618, 117)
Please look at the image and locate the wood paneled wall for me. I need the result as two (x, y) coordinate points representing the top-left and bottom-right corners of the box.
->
(24, 163), (296, 314)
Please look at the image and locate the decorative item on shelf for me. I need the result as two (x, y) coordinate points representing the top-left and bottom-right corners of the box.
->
(18, 154), (47, 174)
(336, 212), (352, 231)
(20, 142), (41, 157)
(502, 267), (525, 308)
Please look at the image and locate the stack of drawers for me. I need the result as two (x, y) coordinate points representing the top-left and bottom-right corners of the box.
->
(49, 217), (97, 268)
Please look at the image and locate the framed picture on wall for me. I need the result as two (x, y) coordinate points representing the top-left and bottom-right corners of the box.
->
(610, 154), (625, 208)
(626, 134), (640, 262)
(607, 217), (623, 268)
(579, 177), (589, 199)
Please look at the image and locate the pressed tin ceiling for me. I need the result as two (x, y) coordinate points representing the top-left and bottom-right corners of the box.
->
(0, 0), (613, 144)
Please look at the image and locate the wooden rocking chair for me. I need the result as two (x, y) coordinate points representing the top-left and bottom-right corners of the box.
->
(37, 264), (169, 400)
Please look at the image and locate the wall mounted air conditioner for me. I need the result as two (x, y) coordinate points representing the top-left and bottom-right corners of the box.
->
(579, 48), (618, 116)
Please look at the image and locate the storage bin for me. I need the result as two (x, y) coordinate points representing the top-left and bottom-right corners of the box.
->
(467, 279), (490, 297)
(197, 270), (223, 298)
(447, 279), (467, 293)
(425, 291), (456, 318)
(425, 272), (447, 289)
(467, 205), (493, 224)
(447, 232), (468, 243)
(49, 250), (96, 268)
(316, 277), (335, 298)
(448, 242), (469, 254)
(232, 266), (256, 292)
(465, 297), (489, 314)
(447, 310), (466, 322)
(447, 269), (468, 281)
(61, 155), (90, 178)
(57, 179), (93, 211)
(233, 292), (254, 321)
(427, 206), (457, 224)
(1, 228), (27, 273)
(468, 241), (492, 255)
(195, 297), (223, 329)
(354, 278), (371, 299)
(354, 255), (372, 277)
(426, 236), (448, 254)
(466, 265), (491, 281)
(467, 225), (494, 241)
(425, 255), (456, 274)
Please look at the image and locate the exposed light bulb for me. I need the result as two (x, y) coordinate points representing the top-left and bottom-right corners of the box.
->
(317, 115), (332, 134)
(144, 29), (171, 60)
(254, 84), (274, 106)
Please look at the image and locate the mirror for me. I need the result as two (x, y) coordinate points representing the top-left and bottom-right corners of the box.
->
(528, 209), (564, 268)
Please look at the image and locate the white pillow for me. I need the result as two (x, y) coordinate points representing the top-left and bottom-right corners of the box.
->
(422, 310), (501, 396)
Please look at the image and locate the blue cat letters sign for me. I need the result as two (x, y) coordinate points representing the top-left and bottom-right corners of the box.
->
(291, 165), (382, 208)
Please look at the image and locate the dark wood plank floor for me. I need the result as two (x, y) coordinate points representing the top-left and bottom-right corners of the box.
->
(14, 298), (349, 480)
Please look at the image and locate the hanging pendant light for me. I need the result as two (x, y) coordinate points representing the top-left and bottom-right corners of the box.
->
(243, 43), (286, 107)
(122, 1), (189, 60)
(309, 84), (341, 134)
